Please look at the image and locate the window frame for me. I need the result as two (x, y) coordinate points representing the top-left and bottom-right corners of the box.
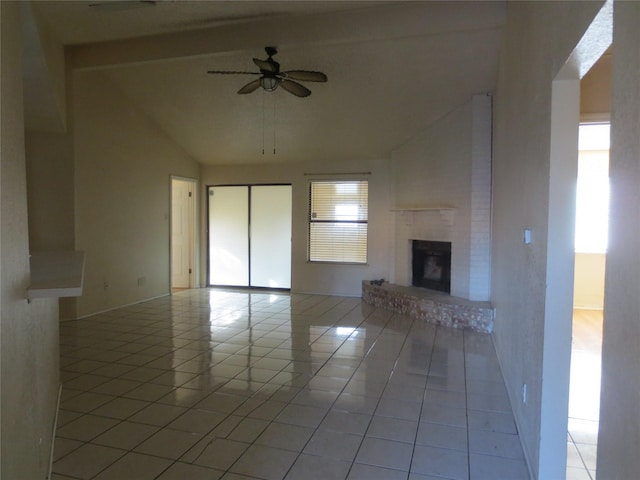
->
(307, 179), (369, 265)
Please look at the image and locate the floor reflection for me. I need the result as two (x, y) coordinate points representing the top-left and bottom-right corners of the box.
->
(567, 309), (603, 480)
(54, 289), (529, 480)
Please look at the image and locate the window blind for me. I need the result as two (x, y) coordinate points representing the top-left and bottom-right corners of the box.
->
(309, 181), (368, 263)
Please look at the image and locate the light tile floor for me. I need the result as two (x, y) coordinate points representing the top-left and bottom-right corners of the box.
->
(53, 289), (530, 480)
(566, 310), (602, 480)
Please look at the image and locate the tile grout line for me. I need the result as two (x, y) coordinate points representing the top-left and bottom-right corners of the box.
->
(218, 299), (374, 479)
(405, 322), (438, 480)
(463, 329), (472, 480)
(278, 300), (383, 480)
(52, 290), (527, 480)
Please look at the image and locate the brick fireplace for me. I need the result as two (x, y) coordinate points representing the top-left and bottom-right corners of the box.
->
(362, 205), (494, 333)
(362, 95), (494, 331)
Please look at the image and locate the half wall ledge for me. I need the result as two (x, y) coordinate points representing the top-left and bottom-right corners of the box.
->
(27, 251), (85, 300)
(362, 281), (493, 333)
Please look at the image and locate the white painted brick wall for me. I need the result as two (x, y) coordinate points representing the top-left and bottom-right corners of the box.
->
(469, 95), (492, 301)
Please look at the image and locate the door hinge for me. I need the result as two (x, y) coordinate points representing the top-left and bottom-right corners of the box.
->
(209, 190), (214, 196)
(189, 268), (192, 274)
(188, 191), (192, 197)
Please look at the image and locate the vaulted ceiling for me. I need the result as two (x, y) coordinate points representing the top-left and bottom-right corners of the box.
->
(25, 1), (505, 165)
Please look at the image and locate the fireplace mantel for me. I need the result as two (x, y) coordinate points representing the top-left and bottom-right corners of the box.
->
(391, 206), (456, 226)
(390, 206), (456, 212)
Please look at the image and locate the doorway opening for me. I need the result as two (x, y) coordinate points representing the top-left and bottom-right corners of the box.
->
(540, 4), (611, 478)
(171, 177), (197, 292)
(568, 122), (609, 479)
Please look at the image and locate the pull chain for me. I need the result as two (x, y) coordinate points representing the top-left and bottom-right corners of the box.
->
(261, 91), (277, 155)
(273, 93), (277, 155)
(261, 92), (266, 155)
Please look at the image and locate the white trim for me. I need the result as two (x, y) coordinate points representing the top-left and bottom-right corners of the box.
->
(538, 75), (580, 479)
(170, 176), (199, 290)
(72, 293), (171, 320)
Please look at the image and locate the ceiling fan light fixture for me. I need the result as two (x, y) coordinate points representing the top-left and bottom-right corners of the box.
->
(260, 76), (279, 92)
(208, 47), (326, 97)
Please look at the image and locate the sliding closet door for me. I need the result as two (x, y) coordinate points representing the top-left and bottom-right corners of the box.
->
(208, 186), (249, 286)
(250, 185), (292, 288)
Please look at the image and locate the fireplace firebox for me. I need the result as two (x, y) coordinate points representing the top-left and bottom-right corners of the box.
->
(412, 240), (451, 293)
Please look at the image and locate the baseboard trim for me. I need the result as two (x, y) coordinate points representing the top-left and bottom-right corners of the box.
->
(71, 293), (172, 321)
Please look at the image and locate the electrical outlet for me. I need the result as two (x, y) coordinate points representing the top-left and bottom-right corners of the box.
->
(103, 281), (109, 290)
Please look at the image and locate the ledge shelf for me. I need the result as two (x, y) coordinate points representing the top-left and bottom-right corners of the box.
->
(390, 206), (456, 212)
(27, 251), (85, 300)
(391, 206), (456, 226)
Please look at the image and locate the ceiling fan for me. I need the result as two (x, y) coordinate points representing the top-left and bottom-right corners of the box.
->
(207, 47), (327, 98)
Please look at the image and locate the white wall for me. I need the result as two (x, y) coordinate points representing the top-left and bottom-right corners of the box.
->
(73, 71), (200, 317)
(491, 2), (605, 478)
(21, 2), (67, 133)
(1, 3), (60, 477)
(26, 132), (75, 252)
(598, 2), (640, 477)
(574, 253), (606, 309)
(26, 132), (77, 320)
(200, 158), (391, 297)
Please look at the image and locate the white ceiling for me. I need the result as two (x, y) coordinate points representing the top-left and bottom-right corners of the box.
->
(26, 1), (505, 166)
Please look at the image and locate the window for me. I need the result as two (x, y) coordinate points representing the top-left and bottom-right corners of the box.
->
(575, 123), (610, 253)
(308, 180), (368, 263)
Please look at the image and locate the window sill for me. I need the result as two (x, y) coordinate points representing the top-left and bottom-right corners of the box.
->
(307, 260), (368, 266)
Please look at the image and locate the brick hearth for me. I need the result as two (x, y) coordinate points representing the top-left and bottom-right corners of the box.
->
(362, 281), (494, 333)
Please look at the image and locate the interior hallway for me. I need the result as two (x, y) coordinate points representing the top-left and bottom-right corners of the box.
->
(53, 289), (529, 480)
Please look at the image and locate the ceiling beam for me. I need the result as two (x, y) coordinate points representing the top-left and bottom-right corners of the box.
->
(69, 1), (505, 70)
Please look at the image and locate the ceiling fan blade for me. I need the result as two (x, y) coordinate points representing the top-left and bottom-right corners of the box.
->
(237, 79), (261, 94)
(282, 70), (328, 82)
(207, 70), (260, 76)
(253, 58), (278, 73)
(280, 79), (311, 98)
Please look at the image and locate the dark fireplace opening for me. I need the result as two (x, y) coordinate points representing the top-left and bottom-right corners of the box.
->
(412, 240), (451, 293)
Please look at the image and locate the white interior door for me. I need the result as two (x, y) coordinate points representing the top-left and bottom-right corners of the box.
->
(171, 178), (195, 289)
(250, 185), (292, 288)
(208, 186), (249, 286)
(208, 185), (291, 289)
